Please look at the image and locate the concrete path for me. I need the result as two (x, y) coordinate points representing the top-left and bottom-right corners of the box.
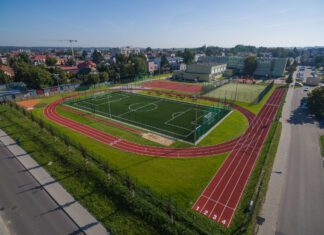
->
(0, 216), (9, 235)
(0, 129), (108, 235)
(257, 87), (324, 235)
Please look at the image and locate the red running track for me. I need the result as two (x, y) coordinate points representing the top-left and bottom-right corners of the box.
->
(44, 95), (256, 158)
(192, 87), (285, 227)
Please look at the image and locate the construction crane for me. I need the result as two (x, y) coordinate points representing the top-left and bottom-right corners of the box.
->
(40, 39), (78, 58)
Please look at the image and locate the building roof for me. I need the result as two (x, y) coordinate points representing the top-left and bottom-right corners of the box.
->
(32, 55), (46, 61)
(59, 66), (78, 71)
(77, 60), (97, 69)
(0, 65), (15, 77)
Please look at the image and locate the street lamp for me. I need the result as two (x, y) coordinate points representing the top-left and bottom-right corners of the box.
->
(54, 73), (63, 100)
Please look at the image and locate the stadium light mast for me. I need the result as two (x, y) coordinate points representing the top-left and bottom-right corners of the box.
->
(40, 39), (78, 59)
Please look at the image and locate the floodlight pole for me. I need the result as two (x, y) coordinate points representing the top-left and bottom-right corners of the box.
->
(195, 103), (198, 143)
(54, 73), (63, 100)
(107, 93), (112, 118)
(234, 79), (238, 102)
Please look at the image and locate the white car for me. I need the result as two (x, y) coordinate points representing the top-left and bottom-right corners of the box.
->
(304, 87), (309, 92)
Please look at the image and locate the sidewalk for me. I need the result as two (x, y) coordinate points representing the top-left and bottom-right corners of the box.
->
(0, 129), (108, 235)
(256, 88), (293, 235)
(0, 216), (9, 235)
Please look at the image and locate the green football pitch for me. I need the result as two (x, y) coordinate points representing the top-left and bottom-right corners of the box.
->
(63, 91), (230, 143)
(204, 83), (267, 103)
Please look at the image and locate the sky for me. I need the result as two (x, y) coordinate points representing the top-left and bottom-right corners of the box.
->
(0, 0), (324, 48)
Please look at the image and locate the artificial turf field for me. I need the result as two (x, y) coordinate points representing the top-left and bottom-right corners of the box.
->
(205, 83), (267, 103)
(64, 91), (230, 143)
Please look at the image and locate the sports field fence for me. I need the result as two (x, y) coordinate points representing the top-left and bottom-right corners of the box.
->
(202, 79), (274, 104)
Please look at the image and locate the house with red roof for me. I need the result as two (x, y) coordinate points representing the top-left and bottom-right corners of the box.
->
(77, 60), (97, 70)
(59, 66), (79, 74)
(32, 55), (47, 65)
(0, 65), (15, 77)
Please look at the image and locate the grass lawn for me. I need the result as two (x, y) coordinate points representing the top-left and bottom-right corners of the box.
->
(0, 105), (157, 234)
(32, 106), (228, 209)
(197, 110), (248, 146)
(321, 136), (324, 157)
(234, 85), (277, 114)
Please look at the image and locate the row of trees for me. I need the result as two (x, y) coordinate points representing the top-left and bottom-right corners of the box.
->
(95, 51), (148, 82)
(7, 53), (73, 89)
(307, 87), (324, 118)
(196, 45), (300, 58)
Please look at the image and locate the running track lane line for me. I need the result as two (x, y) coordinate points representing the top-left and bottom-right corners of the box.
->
(192, 88), (285, 227)
(192, 88), (280, 213)
(43, 98), (256, 158)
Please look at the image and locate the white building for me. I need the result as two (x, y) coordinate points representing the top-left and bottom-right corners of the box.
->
(173, 63), (227, 82)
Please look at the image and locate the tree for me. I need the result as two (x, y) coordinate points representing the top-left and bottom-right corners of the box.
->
(307, 87), (324, 118)
(66, 58), (76, 66)
(12, 61), (53, 89)
(243, 56), (257, 75)
(92, 49), (104, 64)
(293, 47), (299, 57)
(286, 73), (293, 84)
(81, 73), (99, 85)
(206, 46), (222, 56)
(133, 56), (147, 75)
(99, 71), (109, 82)
(45, 57), (57, 66)
(81, 50), (88, 60)
(183, 48), (194, 64)
(19, 52), (31, 64)
(0, 71), (12, 84)
(145, 47), (152, 52)
(160, 55), (169, 69)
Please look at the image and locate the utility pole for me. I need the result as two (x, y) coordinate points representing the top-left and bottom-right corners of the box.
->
(54, 73), (63, 100)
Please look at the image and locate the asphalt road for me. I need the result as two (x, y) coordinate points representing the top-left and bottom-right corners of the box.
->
(276, 88), (324, 235)
(0, 142), (80, 235)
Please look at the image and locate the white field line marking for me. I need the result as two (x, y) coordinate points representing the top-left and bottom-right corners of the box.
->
(69, 100), (193, 138)
(200, 195), (235, 210)
(93, 93), (129, 105)
(226, 88), (284, 225)
(194, 92), (275, 215)
(63, 103), (196, 146)
(118, 99), (163, 117)
(213, 90), (278, 222)
(164, 108), (193, 131)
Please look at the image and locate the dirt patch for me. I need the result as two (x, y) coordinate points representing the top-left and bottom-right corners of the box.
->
(17, 99), (40, 110)
(141, 133), (174, 146)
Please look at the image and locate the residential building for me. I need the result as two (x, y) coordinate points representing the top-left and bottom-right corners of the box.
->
(59, 66), (79, 74)
(254, 57), (287, 77)
(194, 53), (206, 62)
(198, 56), (287, 77)
(120, 47), (141, 56)
(32, 55), (46, 65)
(77, 61), (97, 70)
(0, 57), (8, 65)
(147, 61), (158, 74)
(0, 65), (15, 77)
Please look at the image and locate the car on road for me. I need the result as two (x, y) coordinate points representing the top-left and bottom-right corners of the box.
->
(304, 87), (310, 92)
(293, 82), (303, 87)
